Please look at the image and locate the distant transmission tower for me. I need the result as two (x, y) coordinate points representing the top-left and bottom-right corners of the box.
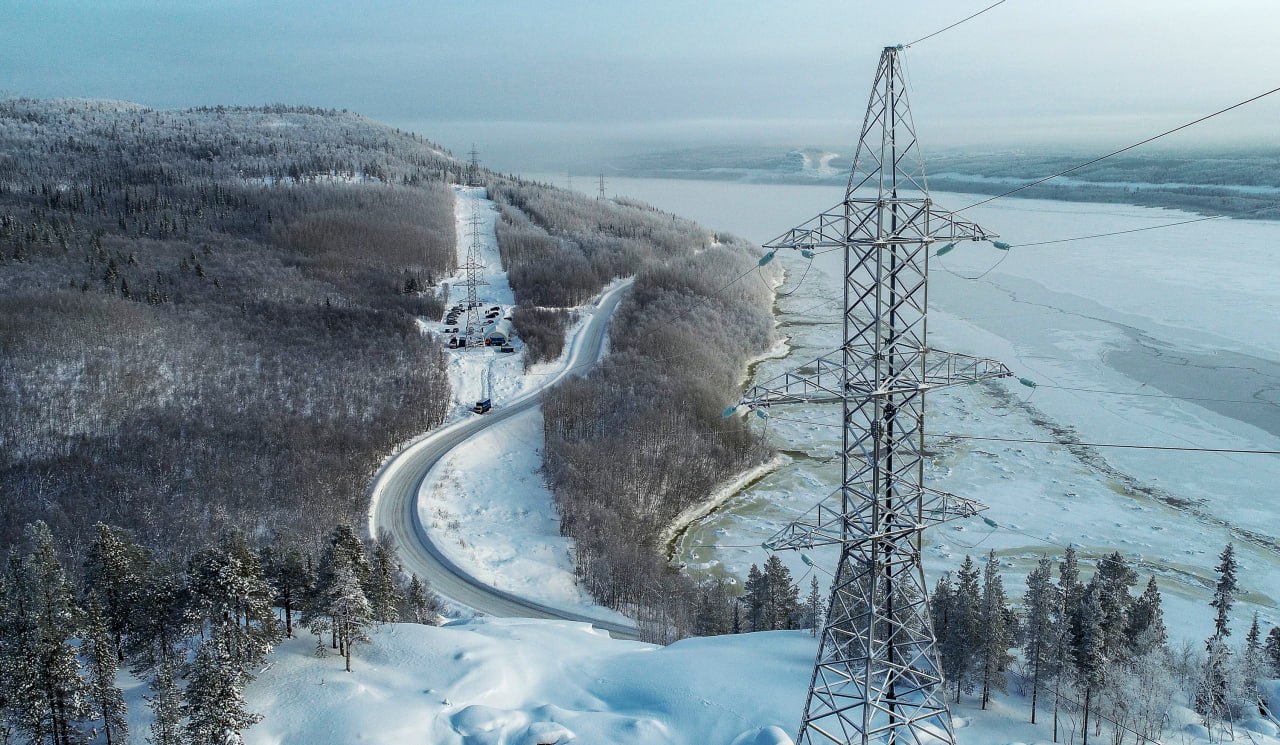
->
(598, 172), (607, 200)
(460, 213), (488, 349)
(467, 144), (482, 187)
(736, 45), (1011, 745)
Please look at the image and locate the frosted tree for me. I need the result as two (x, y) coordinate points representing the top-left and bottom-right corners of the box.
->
(929, 572), (953, 646)
(184, 625), (260, 745)
(978, 551), (1014, 709)
(366, 538), (401, 624)
(1266, 626), (1280, 676)
(261, 544), (311, 638)
(186, 533), (280, 677)
(1125, 576), (1167, 655)
(83, 593), (128, 745)
(404, 574), (440, 626)
(762, 555), (800, 630)
(804, 575), (824, 637)
(1022, 556), (1057, 724)
(1091, 551), (1137, 660)
(83, 522), (150, 661)
(20, 521), (91, 745)
(1073, 585), (1107, 745)
(744, 564), (766, 632)
(1209, 543), (1238, 641)
(1116, 626), (1175, 745)
(1242, 613), (1263, 708)
(326, 563), (373, 672)
(1195, 636), (1232, 730)
(145, 650), (185, 745)
(941, 556), (980, 703)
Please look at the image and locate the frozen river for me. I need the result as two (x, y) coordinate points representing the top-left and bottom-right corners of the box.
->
(549, 173), (1280, 643)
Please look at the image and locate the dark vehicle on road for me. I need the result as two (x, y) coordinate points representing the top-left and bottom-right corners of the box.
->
(473, 398), (492, 414)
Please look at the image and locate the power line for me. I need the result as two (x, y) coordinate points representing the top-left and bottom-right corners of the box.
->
(1010, 201), (1280, 247)
(956, 84), (1280, 213)
(904, 0), (1009, 48)
(936, 433), (1280, 456)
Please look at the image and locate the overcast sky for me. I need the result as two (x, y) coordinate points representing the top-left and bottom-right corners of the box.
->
(4, 1), (1277, 171)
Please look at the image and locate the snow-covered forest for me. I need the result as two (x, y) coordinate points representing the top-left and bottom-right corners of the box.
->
(0, 99), (465, 557)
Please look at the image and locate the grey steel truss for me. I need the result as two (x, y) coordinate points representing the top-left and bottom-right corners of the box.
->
(461, 212), (489, 349)
(736, 45), (1011, 745)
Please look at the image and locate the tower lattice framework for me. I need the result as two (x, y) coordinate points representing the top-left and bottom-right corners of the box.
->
(460, 212), (488, 349)
(736, 46), (1011, 745)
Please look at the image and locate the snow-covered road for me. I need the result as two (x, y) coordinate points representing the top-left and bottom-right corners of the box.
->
(367, 275), (637, 639)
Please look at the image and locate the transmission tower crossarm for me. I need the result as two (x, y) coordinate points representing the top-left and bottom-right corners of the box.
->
(763, 200), (998, 254)
(764, 485), (986, 552)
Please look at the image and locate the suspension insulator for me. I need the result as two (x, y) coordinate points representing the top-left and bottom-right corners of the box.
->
(758, 250), (777, 267)
(936, 242), (957, 256)
(992, 241), (1011, 250)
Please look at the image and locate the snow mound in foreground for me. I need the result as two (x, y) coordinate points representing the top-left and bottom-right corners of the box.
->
(237, 618), (815, 745)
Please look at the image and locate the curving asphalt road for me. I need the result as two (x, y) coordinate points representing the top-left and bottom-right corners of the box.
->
(367, 280), (639, 640)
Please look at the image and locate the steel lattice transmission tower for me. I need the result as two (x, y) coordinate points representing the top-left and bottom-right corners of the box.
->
(736, 45), (1011, 745)
(460, 213), (489, 349)
(467, 144), (482, 187)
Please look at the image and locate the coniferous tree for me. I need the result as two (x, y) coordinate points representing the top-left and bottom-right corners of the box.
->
(1052, 545), (1082, 743)
(1126, 575), (1167, 655)
(24, 522), (90, 745)
(1195, 636), (1232, 728)
(404, 574), (440, 626)
(366, 539), (401, 624)
(184, 625), (260, 745)
(805, 575), (824, 637)
(978, 551), (1013, 710)
(692, 577), (733, 637)
(1074, 585), (1107, 745)
(942, 556), (980, 703)
(1209, 543), (1238, 641)
(146, 650), (185, 745)
(744, 564), (766, 632)
(186, 532), (280, 677)
(930, 573), (953, 654)
(1266, 626), (1280, 676)
(261, 545), (311, 639)
(1022, 556), (1057, 724)
(83, 522), (150, 661)
(1091, 551), (1137, 661)
(83, 593), (128, 745)
(762, 555), (799, 631)
(326, 563), (372, 673)
(1243, 612), (1263, 706)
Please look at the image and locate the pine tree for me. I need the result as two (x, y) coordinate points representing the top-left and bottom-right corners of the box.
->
(930, 572), (954, 653)
(978, 551), (1013, 710)
(145, 650), (184, 745)
(1073, 585), (1107, 745)
(744, 564), (766, 632)
(692, 577), (733, 637)
(186, 531), (281, 677)
(1243, 612), (1263, 705)
(942, 556), (981, 703)
(261, 545), (311, 638)
(805, 575), (824, 637)
(326, 564), (372, 673)
(24, 521), (91, 745)
(83, 522), (150, 661)
(1125, 575), (1167, 655)
(1092, 551), (1137, 660)
(404, 574), (440, 626)
(1195, 636), (1232, 727)
(1210, 543), (1238, 641)
(1051, 547), (1082, 744)
(366, 539), (401, 624)
(184, 626), (260, 745)
(83, 593), (128, 745)
(762, 555), (799, 631)
(1266, 626), (1280, 676)
(1022, 556), (1057, 724)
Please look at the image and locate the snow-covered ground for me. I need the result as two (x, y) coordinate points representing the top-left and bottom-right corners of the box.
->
(116, 619), (1280, 745)
(411, 185), (627, 622)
